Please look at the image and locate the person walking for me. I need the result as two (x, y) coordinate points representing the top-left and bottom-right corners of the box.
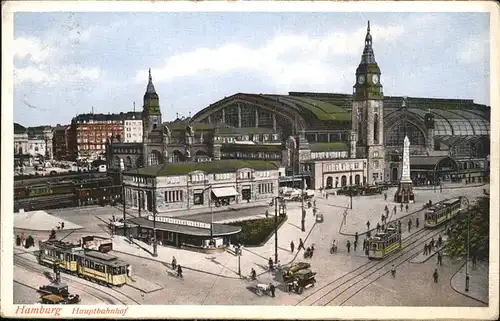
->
(366, 221), (370, 230)
(298, 238), (305, 251)
(400, 203), (404, 211)
(393, 205), (397, 215)
(405, 204), (409, 212)
(438, 235), (443, 248)
(61, 222), (65, 230)
(290, 241), (295, 253)
(433, 268), (439, 283)
(408, 218), (412, 233)
(172, 256), (177, 270)
(384, 193), (388, 201)
(177, 264), (183, 278)
(423, 243), (428, 256)
(376, 223), (381, 232)
(437, 252), (443, 266)
(472, 254), (477, 267)
(354, 232), (359, 244)
(391, 264), (396, 278)
(346, 240), (351, 253)
(430, 237), (435, 250)
(269, 283), (276, 298)
(353, 240), (358, 252)
(362, 238), (367, 251)
(416, 217), (420, 229)
(381, 214), (385, 223)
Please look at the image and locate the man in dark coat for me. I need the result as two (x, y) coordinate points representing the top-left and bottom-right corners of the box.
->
(416, 217), (420, 229)
(346, 240), (351, 253)
(290, 241), (295, 253)
(433, 269), (439, 283)
(177, 264), (183, 278)
(269, 283), (276, 297)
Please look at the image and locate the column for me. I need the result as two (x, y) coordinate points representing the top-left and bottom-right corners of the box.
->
(208, 115), (212, 124)
(255, 108), (259, 128)
(273, 114), (277, 131)
(221, 108), (226, 124)
(238, 104), (242, 128)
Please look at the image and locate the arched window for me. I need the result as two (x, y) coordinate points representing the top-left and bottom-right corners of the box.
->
(374, 113), (379, 144)
(172, 150), (185, 163)
(387, 122), (425, 147)
(149, 150), (162, 165)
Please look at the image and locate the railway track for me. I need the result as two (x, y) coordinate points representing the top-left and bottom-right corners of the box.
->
(296, 226), (446, 306)
(13, 252), (140, 305)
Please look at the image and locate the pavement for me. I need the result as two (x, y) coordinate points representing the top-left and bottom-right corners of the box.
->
(14, 210), (84, 231)
(450, 260), (489, 304)
(409, 236), (448, 263)
(111, 200), (319, 281)
(336, 184), (486, 237)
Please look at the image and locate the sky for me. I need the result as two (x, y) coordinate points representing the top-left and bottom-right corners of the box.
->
(12, 10), (490, 127)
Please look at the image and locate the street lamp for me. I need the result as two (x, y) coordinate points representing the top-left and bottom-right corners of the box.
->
(152, 178), (158, 257)
(274, 196), (279, 264)
(237, 246), (242, 277)
(462, 196), (471, 292)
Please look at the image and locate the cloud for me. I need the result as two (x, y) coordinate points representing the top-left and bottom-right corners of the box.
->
(457, 35), (489, 64)
(14, 21), (99, 87)
(134, 23), (404, 92)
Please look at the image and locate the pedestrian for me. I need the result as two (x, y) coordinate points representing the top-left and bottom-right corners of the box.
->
(400, 203), (404, 211)
(172, 256), (177, 270)
(268, 257), (274, 271)
(381, 224), (385, 232)
(16, 235), (21, 247)
(346, 240), (351, 253)
(177, 264), (183, 278)
(430, 238), (435, 250)
(405, 204), (409, 212)
(408, 219), (412, 233)
(416, 217), (420, 229)
(438, 235), (443, 248)
(391, 264), (396, 278)
(381, 214), (385, 223)
(362, 238), (367, 251)
(424, 243), (428, 256)
(354, 240), (358, 252)
(393, 205), (397, 214)
(384, 193), (388, 201)
(290, 241), (295, 253)
(61, 222), (65, 230)
(433, 268), (439, 283)
(366, 221), (370, 230)
(437, 252), (443, 266)
(298, 238), (305, 251)
(354, 232), (359, 244)
(269, 283), (276, 297)
(365, 246), (369, 256)
(376, 223), (380, 232)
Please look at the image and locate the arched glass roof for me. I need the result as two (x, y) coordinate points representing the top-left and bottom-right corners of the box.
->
(434, 119), (453, 135)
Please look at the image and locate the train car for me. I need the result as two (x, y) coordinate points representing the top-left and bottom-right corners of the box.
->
(48, 182), (75, 195)
(38, 239), (82, 273)
(14, 186), (27, 199)
(367, 226), (402, 259)
(76, 251), (128, 286)
(424, 197), (463, 228)
(38, 239), (128, 287)
(15, 194), (78, 212)
(26, 184), (54, 198)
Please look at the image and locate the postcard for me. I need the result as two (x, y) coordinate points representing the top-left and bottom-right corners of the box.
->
(2, 1), (499, 319)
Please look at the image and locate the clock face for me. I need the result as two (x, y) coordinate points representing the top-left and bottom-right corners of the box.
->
(358, 75), (365, 84)
(372, 74), (379, 84)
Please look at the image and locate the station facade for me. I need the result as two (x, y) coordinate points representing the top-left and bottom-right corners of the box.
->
(107, 21), (490, 191)
(121, 159), (280, 214)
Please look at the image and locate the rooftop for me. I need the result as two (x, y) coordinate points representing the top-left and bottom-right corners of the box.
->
(124, 159), (280, 177)
(127, 217), (242, 237)
(309, 142), (349, 152)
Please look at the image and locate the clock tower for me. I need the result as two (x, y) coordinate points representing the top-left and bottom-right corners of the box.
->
(142, 68), (165, 166)
(352, 21), (385, 185)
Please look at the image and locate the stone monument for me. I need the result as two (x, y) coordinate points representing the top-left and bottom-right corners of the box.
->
(394, 135), (415, 203)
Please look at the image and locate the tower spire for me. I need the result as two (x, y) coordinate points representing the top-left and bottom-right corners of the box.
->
(360, 20), (375, 64)
(146, 68), (156, 94)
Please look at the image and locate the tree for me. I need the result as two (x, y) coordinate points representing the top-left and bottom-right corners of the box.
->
(444, 196), (490, 261)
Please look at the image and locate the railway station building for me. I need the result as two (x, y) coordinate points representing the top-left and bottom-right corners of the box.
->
(121, 159), (280, 214)
(107, 21), (490, 191)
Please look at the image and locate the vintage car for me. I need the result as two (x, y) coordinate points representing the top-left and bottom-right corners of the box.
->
(281, 262), (311, 282)
(38, 282), (80, 304)
(287, 269), (317, 294)
(361, 185), (383, 195)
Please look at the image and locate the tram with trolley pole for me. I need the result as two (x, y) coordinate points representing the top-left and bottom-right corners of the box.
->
(37, 239), (128, 287)
(367, 225), (402, 259)
(424, 197), (465, 228)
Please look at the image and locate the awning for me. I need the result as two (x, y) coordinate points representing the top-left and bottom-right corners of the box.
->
(212, 187), (239, 198)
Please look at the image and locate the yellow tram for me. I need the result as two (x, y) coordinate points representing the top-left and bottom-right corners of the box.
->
(424, 197), (463, 228)
(38, 239), (128, 286)
(367, 226), (402, 259)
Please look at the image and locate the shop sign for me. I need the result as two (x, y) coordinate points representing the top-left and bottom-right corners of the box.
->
(147, 215), (211, 229)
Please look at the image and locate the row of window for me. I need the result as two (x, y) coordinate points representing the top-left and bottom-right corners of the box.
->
(77, 120), (122, 124)
(324, 162), (363, 172)
(311, 151), (349, 160)
(221, 152), (281, 160)
(78, 145), (106, 150)
(165, 190), (184, 203)
(258, 183), (274, 194)
(125, 127), (142, 132)
(124, 121), (142, 126)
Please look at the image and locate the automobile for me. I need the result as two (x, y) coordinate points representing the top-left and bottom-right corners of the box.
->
(281, 262), (311, 282)
(38, 282), (80, 304)
(286, 268), (317, 294)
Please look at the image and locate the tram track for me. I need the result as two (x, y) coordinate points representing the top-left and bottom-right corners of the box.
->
(13, 253), (140, 305)
(296, 226), (445, 306)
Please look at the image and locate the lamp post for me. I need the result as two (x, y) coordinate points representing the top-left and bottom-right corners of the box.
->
(152, 177), (158, 257)
(349, 167), (353, 210)
(237, 247), (242, 277)
(274, 196), (279, 264)
(463, 196), (470, 292)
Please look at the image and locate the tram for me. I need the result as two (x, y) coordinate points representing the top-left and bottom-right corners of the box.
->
(38, 239), (128, 286)
(367, 226), (402, 259)
(424, 197), (463, 228)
